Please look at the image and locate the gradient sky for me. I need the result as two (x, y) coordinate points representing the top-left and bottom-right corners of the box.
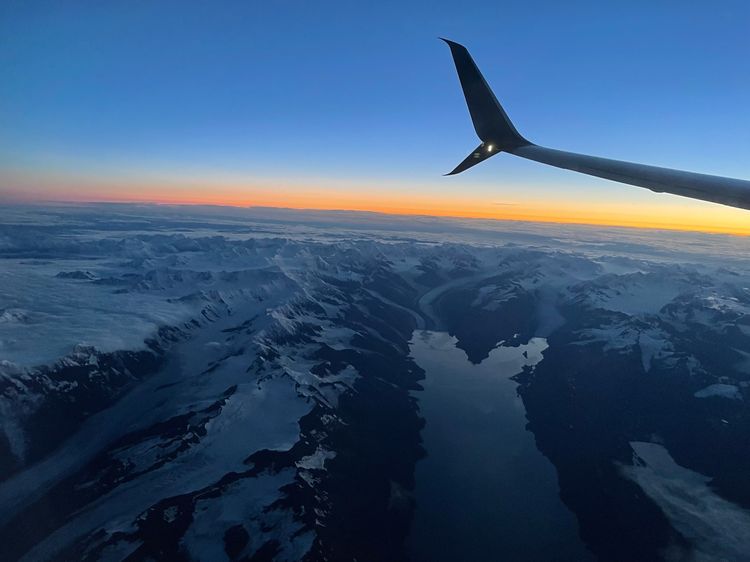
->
(2, 1), (750, 234)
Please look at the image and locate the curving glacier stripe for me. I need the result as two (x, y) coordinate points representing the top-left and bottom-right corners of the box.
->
(622, 442), (750, 561)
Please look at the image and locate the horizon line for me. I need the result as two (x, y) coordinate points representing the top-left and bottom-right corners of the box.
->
(2, 197), (749, 239)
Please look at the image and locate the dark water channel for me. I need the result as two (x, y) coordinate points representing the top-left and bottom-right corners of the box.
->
(408, 330), (592, 561)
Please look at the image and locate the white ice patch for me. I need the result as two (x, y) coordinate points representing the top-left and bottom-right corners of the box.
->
(576, 323), (687, 374)
(181, 469), (312, 562)
(701, 293), (745, 313)
(575, 322), (639, 354)
(296, 446), (336, 471)
(621, 442), (750, 561)
(470, 284), (517, 311)
(638, 327), (675, 373)
(0, 262), (195, 366)
(0, 308), (30, 323)
(694, 384), (742, 401)
(573, 272), (688, 316)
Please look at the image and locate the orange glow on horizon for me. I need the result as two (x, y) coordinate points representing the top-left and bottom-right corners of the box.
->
(3, 173), (750, 237)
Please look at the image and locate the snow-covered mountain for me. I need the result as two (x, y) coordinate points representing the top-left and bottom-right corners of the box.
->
(1, 204), (749, 561)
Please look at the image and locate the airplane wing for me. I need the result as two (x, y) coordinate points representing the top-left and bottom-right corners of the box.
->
(442, 38), (750, 211)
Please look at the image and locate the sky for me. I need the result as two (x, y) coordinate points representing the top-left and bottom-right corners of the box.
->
(1, 0), (750, 235)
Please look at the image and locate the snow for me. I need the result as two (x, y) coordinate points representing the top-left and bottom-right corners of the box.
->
(3, 203), (750, 560)
(14, 359), (313, 561)
(2, 204), (749, 369)
(622, 442), (750, 561)
(181, 469), (310, 562)
(297, 446), (337, 471)
(0, 261), (195, 367)
(637, 327), (675, 373)
(568, 270), (701, 316)
(694, 383), (743, 401)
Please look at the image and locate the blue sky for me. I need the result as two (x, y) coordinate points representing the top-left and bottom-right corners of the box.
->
(1, 1), (750, 231)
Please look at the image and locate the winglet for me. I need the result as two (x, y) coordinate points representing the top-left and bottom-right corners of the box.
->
(445, 142), (498, 175)
(442, 39), (530, 174)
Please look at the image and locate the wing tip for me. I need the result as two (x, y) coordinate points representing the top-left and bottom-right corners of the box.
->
(439, 37), (465, 51)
